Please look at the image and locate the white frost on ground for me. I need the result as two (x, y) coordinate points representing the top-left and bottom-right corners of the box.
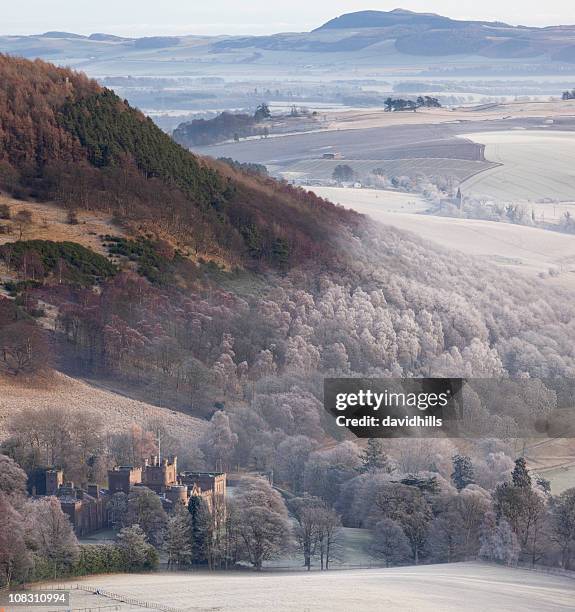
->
(309, 187), (428, 214)
(328, 189), (575, 283)
(44, 562), (575, 612)
(461, 131), (575, 202)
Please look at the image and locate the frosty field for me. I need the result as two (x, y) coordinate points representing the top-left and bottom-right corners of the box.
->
(309, 187), (428, 213)
(461, 131), (575, 202)
(280, 157), (492, 182)
(321, 187), (575, 284)
(44, 563), (575, 612)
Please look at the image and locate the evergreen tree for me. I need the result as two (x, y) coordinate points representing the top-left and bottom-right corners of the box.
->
(357, 439), (393, 474)
(512, 457), (532, 489)
(165, 505), (193, 568)
(451, 455), (475, 491)
(188, 495), (213, 565)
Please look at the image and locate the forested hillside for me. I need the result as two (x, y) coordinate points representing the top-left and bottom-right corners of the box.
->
(0, 55), (358, 269)
(1, 55), (575, 579)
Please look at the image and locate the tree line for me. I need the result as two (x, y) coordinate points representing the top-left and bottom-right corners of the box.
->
(384, 96), (442, 112)
(173, 103), (272, 147)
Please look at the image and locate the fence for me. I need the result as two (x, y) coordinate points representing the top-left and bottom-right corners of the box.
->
(514, 562), (575, 579)
(47, 607), (120, 612)
(74, 585), (185, 612)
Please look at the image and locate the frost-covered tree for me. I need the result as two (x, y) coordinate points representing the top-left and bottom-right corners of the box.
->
(372, 483), (432, 564)
(357, 439), (394, 474)
(200, 410), (238, 471)
(116, 525), (158, 571)
(28, 497), (79, 578)
(291, 495), (323, 570)
(304, 442), (361, 506)
(315, 506), (343, 570)
(369, 518), (411, 567)
(126, 486), (167, 547)
(479, 512), (519, 566)
(550, 488), (575, 570)
(0, 453), (27, 500)
(275, 435), (316, 493)
(231, 478), (291, 570)
(0, 493), (32, 587)
(426, 513), (466, 563)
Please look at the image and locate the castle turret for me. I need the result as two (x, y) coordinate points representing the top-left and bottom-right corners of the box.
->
(45, 469), (64, 495)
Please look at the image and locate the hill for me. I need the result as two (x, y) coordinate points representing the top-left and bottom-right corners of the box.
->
(316, 8), (468, 30)
(0, 372), (206, 445)
(2, 10), (575, 75)
(313, 10), (574, 58)
(0, 55), (358, 270)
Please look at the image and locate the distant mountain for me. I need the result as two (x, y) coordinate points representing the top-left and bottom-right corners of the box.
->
(316, 9), (465, 30)
(2, 9), (575, 74)
(314, 9), (570, 58)
(39, 31), (87, 39)
(88, 33), (133, 42)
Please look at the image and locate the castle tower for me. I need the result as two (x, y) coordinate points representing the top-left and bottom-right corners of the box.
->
(45, 469), (64, 495)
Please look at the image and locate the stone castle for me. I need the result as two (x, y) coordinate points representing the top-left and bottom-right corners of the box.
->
(41, 456), (226, 536)
(109, 456), (226, 523)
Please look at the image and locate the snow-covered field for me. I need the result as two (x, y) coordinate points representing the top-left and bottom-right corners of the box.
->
(461, 131), (575, 202)
(282, 157), (491, 182)
(322, 187), (575, 285)
(309, 187), (428, 214)
(45, 563), (575, 612)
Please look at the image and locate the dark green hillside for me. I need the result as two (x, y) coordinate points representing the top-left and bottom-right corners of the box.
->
(0, 240), (117, 286)
(0, 54), (360, 270)
(59, 89), (222, 205)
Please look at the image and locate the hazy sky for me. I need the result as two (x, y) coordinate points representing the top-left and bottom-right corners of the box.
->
(3, 1), (574, 36)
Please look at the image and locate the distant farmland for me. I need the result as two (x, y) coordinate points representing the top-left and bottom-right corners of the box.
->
(279, 158), (495, 182)
(461, 131), (575, 201)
